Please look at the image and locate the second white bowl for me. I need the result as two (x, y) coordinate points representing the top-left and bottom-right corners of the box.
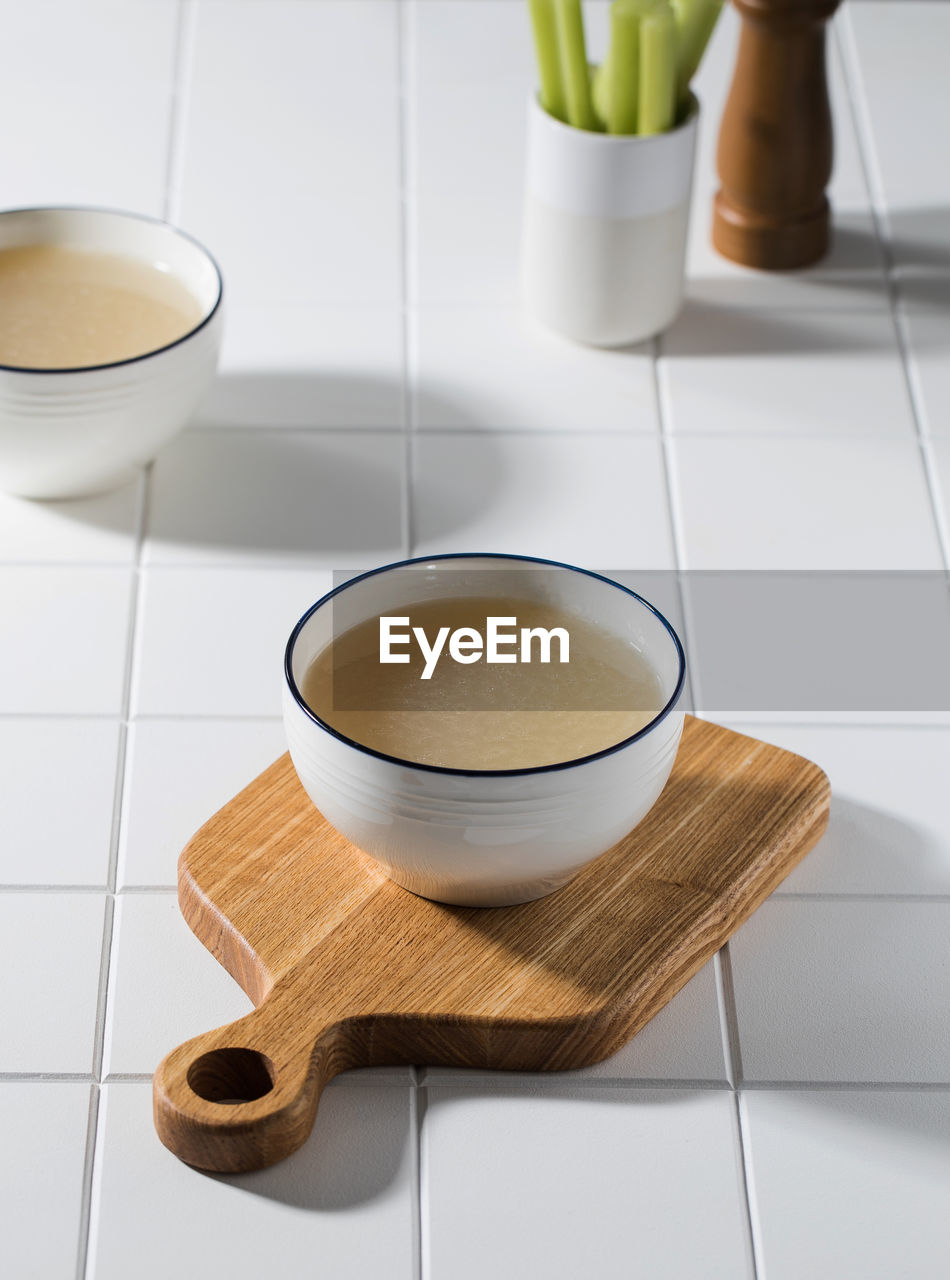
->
(0, 206), (223, 499)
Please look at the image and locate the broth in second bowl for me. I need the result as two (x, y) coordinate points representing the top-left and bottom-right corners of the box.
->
(0, 243), (204, 369)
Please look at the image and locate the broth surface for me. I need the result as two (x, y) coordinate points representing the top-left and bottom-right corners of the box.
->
(0, 244), (204, 368)
(301, 596), (665, 770)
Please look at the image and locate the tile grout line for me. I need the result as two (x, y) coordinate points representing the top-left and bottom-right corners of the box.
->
(73, 1085), (102, 1280)
(714, 945), (743, 1091)
(416, 1078), (430, 1280)
(656, 290), (761, 1279)
(835, 13), (950, 577)
(6, 1068), (950, 1090)
(651, 335), (702, 712)
(163, 0), (196, 226)
(0, 711), (284, 722)
(177, 420), (950, 439)
(397, 8), (424, 1277)
(735, 1092), (766, 1280)
(401, 0), (418, 556)
(715, 945), (761, 1279)
(76, 4), (194, 1274)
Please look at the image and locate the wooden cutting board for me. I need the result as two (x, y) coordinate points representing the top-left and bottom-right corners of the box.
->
(154, 716), (829, 1173)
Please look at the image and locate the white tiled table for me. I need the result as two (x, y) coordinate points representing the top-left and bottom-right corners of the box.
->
(2, 3), (949, 1277)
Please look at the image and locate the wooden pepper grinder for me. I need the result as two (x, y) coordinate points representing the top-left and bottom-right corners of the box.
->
(712, 0), (841, 270)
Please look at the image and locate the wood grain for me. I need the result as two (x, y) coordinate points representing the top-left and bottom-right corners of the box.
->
(712, 0), (841, 270)
(153, 716), (829, 1173)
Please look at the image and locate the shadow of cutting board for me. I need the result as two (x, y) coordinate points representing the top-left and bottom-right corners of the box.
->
(154, 716), (829, 1173)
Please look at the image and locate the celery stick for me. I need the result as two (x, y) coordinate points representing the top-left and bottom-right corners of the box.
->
(639, 0), (676, 135)
(591, 60), (610, 131)
(672, 0), (723, 108)
(528, 0), (568, 121)
(605, 0), (641, 135)
(554, 0), (599, 131)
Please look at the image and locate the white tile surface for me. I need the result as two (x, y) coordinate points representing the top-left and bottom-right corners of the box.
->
(132, 567), (330, 716)
(192, 0), (398, 89)
(423, 1087), (753, 1280)
(181, 3), (400, 304)
(744, 1090), (950, 1280)
(412, 432), (675, 565)
(427, 958), (726, 1084)
(673, 437), (943, 569)
(410, 80), (525, 305)
(196, 306), (405, 429)
(0, 1081), (91, 1280)
(0, 1), (177, 83)
(661, 308), (914, 437)
(729, 899), (950, 1083)
(413, 308), (658, 432)
(103, 893), (253, 1077)
(0, 0), (173, 213)
(0, 86), (170, 216)
(846, 3), (950, 269)
(0, 568), (132, 714)
(0, 894), (105, 1073)
(409, 1), (538, 304)
(118, 718), (286, 888)
(0, 719), (120, 887)
(723, 723), (950, 897)
(88, 1081), (417, 1280)
(0, 477), (141, 564)
(144, 431), (405, 567)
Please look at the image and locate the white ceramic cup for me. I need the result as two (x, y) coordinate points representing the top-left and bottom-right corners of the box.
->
(521, 98), (698, 348)
(0, 206), (223, 499)
(283, 554), (687, 908)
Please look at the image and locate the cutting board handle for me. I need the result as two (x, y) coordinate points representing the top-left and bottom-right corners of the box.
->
(153, 993), (351, 1173)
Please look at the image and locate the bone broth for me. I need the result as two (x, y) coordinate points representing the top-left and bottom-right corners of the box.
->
(300, 597), (665, 770)
(0, 244), (203, 369)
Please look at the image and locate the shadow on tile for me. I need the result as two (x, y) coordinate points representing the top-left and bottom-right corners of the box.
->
(209, 1084), (413, 1210)
(204, 369), (405, 431)
(887, 206), (950, 273)
(778, 795), (949, 896)
(688, 209), (950, 318)
(749, 1086), (950, 1158)
(687, 215), (888, 308)
(662, 296), (899, 357)
(895, 268), (950, 313)
(27, 376), (506, 560)
(729, 873), (950, 1088)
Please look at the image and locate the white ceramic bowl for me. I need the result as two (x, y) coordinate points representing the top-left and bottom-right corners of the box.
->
(283, 554), (686, 907)
(0, 206), (223, 498)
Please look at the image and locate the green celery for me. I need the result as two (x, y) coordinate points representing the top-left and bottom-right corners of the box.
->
(528, 0), (568, 121)
(553, 0), (599, 131)
(672, 0), (723, 109)
(639, 0), (676, 135)
(591, 61), (610, 131)
(603, 0), (641, 134)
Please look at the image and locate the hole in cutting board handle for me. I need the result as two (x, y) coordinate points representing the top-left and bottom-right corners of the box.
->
(186, 1047), (276, 1105)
